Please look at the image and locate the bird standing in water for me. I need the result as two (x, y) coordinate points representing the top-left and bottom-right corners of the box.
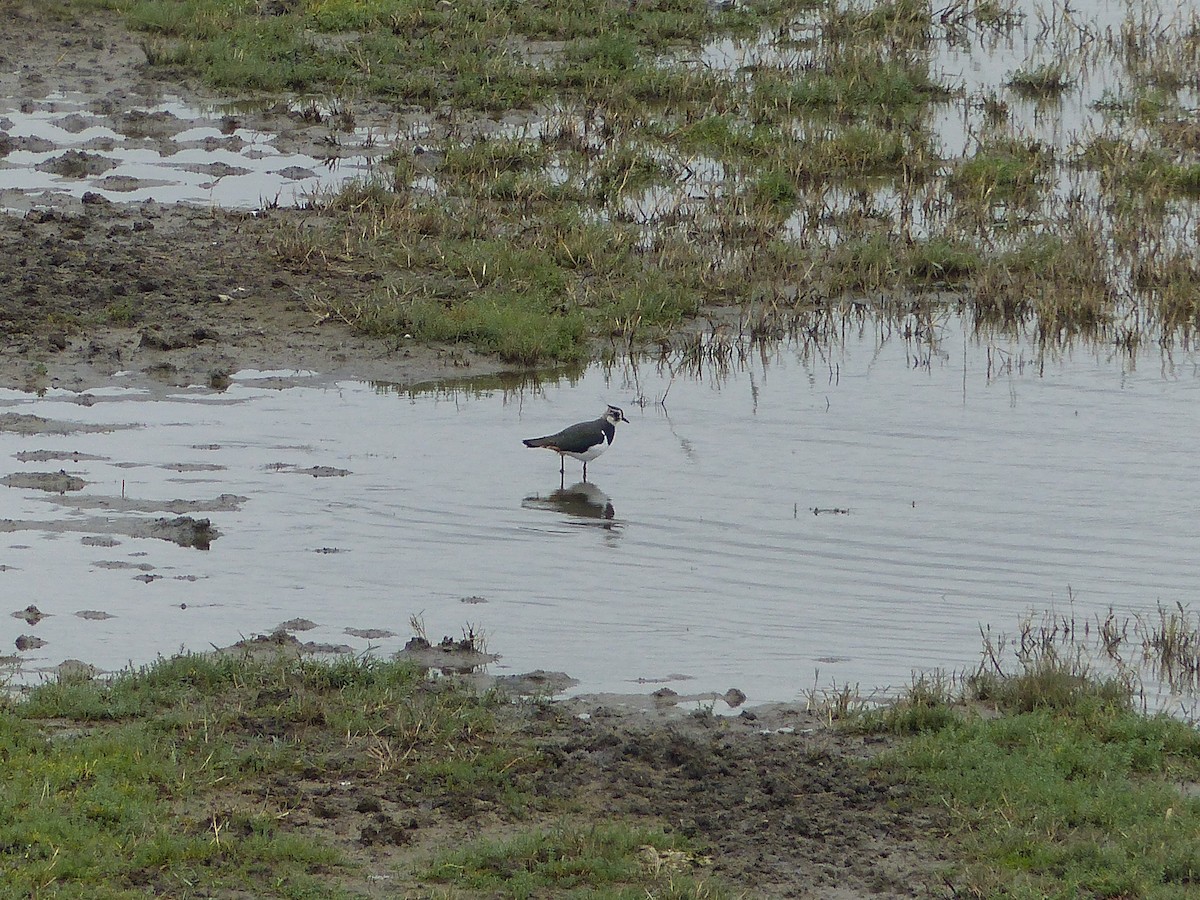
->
(523, 405), (629, 482)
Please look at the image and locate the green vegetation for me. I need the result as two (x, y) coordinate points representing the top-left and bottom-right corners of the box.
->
(1007, 64), (1072, 98)
(427, 824), (728, 898)
(8, 614), (1200, 897)
(889, 701), (1200, 895)
(850, 615), (1200, 898)
(0, 653), (515, 897)
(0, 650), (730, 899)
(63, 0), (1200, 364)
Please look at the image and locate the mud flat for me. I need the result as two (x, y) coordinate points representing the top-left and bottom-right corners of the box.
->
(0, 4), (508, 395)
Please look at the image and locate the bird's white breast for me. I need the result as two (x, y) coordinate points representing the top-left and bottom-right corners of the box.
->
(563, 443), (608, 463)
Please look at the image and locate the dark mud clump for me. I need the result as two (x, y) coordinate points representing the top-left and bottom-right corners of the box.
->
(0, 414), (122, 435)
(11, 605), (46, 625)
(268, 464), (351, 478)
(1, 471), (86, 492)
(35, 150), (117, 178)
(345, 627), (396, 640)
(276, 618), (318, 632)
(398, 634), (498, 675)
(135, 516), (219, 550)
(81, 535), (120, 547)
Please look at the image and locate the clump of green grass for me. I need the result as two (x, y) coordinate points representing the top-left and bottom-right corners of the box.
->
(367, 289), (590, 365)
(426, 823), (728, 898)
(751, 54), (949, 122)
(886, 704), (1200, 895)
(971, 0), (1021, 30)
(863, 671), (960, 734)
(906, 236), (980, 283)
(676, 114), (778, 161)
(826, 0), (935, 45)
(747, 168), (798, 209)
(1007, 63), (1073, 98)
(0, 651), (528, 898)
(858, 619), (1200, 896)
(949, 137), (1052, 203)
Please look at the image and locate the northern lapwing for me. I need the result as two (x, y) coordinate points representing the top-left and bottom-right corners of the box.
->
(523, 405), (629, 481)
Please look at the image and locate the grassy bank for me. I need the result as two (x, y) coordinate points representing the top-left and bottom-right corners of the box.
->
(0, 651), (725, 898)
(5, 631), (1200, 897)
(867, 659), (1200, 897)
(58, 0), (1200, 365)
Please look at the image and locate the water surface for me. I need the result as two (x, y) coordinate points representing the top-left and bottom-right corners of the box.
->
(3, 320), (1197, 705)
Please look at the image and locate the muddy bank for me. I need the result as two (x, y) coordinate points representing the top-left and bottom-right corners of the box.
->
(0, 198), (510, 394)
(0, 512), (218, 548)
(0, 2), (510, 395)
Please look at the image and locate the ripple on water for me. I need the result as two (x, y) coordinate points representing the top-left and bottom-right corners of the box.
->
(1, 319), (1199, 706)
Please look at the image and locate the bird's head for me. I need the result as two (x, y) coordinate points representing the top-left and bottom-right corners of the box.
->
(605, 405), (629, 425)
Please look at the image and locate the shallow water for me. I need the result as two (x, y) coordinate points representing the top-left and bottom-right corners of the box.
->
(3, 320), (1198, 705)
(0, 93), (377, 209)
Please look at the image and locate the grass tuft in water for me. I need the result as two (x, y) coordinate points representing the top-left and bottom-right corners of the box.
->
(1007, 64), (1072, 98)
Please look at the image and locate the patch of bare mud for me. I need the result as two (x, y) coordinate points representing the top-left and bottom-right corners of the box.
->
(39, 492), (245, 513)
(0, 514), (218, 548)
(276, 618), (318, 632)
(92, 560), (155, 571)
(13, 450), (108, 462)
(1, 471), (86, 492)
(267, 463), (351, 478)
(215, 629), (355, 660)
(0, 3), (512, 396)
(75, 610), (115, 620)
(345, 627), (396, 640)
(0, 413), (129, 435)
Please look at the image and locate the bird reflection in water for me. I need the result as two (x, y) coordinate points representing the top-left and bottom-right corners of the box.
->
(522, 481), (617, 527)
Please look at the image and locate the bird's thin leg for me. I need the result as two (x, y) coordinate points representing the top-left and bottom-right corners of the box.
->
(583, 461), (588, 482)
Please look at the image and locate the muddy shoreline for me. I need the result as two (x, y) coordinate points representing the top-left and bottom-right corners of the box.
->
(0, 2), (513, 395)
